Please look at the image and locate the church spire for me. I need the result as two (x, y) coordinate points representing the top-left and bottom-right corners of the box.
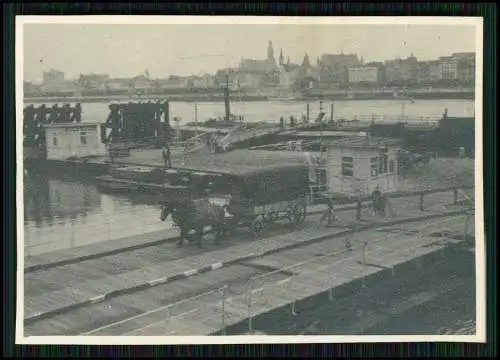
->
(301, 52), (311, 68)
(279, 49), (284, 66)
(267, 41), (275, 61)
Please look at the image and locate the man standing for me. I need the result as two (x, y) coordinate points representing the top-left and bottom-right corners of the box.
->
(318, 193), (336, 228)
(162, 144), (172, 169)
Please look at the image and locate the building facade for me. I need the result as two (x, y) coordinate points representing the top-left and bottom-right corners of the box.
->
(453, 52), (475, 85)
(239, 40), (279, 74)
(324, 136), (400, 198)
(438, 56), (459, 81)
(43, 69), (65, 84)
(383, 55), (419, 85)
(317, 53), (361, 86)
(347, 65), (380, 85)
(77, 73), (110, 91)
(44, 123), (106, 161)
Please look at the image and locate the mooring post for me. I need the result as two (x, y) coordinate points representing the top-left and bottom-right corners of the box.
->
(221, 286), (227, 335)
(419, 192), (425, 211)
(291, 301), (297, 316)
(453, 188), (459, 204)
(246, 282), (253, 333)
(362, 241), (367, 266)
(328, 287), (334, 302)
(361, 241), (368, 288)
(356, 199), (362, 220)
(70, 219), (75, 248)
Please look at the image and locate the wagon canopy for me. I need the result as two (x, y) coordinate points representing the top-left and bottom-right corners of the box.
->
(222, 164), (310, 204)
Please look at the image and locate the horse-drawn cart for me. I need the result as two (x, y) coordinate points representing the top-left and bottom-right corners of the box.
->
(222, 164), (310, 235)
(159, 164), (310, 247)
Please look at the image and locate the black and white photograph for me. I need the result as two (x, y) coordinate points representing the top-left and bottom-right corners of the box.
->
(16, 16), (484, 344)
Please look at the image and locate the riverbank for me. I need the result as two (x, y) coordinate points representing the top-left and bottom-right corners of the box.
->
(24, 89), (475, 104)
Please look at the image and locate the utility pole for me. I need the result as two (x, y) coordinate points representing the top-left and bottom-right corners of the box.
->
(194, 102), (198, 136)
(319, 98), (324, 155)
(224, 72), (231, 122)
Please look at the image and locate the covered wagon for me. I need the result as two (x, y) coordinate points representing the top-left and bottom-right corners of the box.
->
(217, 164), (310, 234)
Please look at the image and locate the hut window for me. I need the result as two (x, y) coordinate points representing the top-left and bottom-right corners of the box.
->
(389, 159), (395, 173)
(52, 136), (58, 146)
(80, 131), (87, 145)
(316, 168), (327, 185)
(341, 156), (354, 177)
(370, 157), (378, 176)
(379, 154), (388, 174)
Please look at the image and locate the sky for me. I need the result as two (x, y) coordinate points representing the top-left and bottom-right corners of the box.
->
(22, 22), (477, 83)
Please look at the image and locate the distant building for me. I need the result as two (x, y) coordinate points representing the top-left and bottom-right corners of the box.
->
(188, 74), (215, 88)
(40, 69), (74, 94)
(428, 60), (442, 83)
(106, 78), (133, 92)
(239, 40), (279, 74)
(40, 81), (76, 94)
(43, 123), (106, 161)
(234, 71), (264, 89)
(43, 69), (65, 84)
(347, 64), (383, 85)
(384, 54), (419, 85)
(318, 53), (361, 86)
(77, 73), (110, 91)
(438, 56), (459, 81)
(453, 52), (475, 85)
(294, 53), (320, 90)
(155, 76), (189, 90)
(324, 136), (401, 198)
(416, 60), (444, 84)
(24, 81), (34, 94)
(131, 73), (154, 94)
(215, 69), (240, 90)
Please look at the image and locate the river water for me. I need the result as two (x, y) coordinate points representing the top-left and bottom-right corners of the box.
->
(22, 99), (475, 257)
(25, 98), (474, 124)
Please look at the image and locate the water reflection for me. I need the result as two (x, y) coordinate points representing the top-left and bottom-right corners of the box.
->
(24, 170), (101, 227)
(23, 170), (174, 257)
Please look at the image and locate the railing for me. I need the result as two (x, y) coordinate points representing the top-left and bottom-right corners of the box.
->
(24, 186), (474, 259)
(85, 213), (472, 336)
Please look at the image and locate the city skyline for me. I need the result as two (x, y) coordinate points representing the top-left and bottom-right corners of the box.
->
(22, 22), (477, 83)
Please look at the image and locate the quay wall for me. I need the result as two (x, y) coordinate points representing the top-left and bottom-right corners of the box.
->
(24, 90), (474, 104)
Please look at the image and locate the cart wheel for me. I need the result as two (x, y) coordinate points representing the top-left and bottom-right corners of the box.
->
(251, 217), (265, 235)
(264, 211), (278, 223)
(290, 204), (307, 225)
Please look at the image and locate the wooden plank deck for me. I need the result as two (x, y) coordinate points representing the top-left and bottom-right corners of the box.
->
(24, 205), (468, 323)
(139, 231), (461, 335)
(24, 225), (346, 320)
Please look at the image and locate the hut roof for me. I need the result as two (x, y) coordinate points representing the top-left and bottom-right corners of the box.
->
(324, 136), (401, 149)
(173, 149), (311, 176)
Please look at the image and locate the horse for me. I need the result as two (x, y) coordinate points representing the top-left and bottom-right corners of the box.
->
(160, 198), (229, 247)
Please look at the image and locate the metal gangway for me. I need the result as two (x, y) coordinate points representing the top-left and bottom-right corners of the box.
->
(216, 123), (282, 152)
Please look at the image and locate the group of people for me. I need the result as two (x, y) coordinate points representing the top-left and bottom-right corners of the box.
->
(318, 187), (391, 228)
(279, 115), (306, 129)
